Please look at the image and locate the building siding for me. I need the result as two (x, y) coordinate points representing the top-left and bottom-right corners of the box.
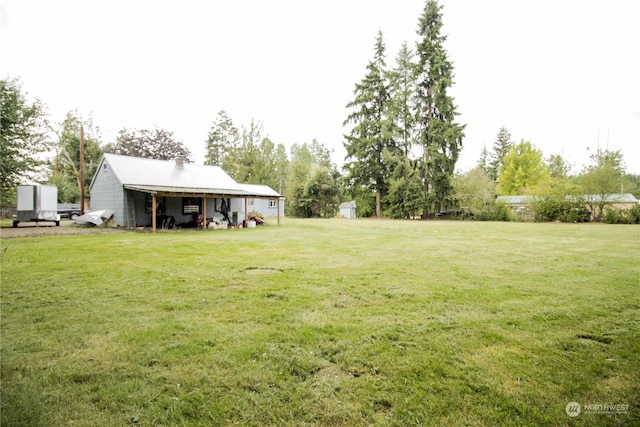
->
(90, 162), (126, 226)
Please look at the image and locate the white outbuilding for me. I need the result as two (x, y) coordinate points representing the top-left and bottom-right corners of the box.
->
(339, 201), (357, 219)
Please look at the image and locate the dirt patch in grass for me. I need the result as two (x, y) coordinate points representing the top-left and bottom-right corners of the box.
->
(243, 267), (283, 275)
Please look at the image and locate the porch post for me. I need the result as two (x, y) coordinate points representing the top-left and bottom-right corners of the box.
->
(244, 197), (248, 227)
(203, 196), (207, 230)
(152, 194), (157, 233)
(277, 198), (281, 225)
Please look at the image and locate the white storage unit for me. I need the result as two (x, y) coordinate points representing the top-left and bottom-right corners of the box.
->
(13, 185), (60, 226)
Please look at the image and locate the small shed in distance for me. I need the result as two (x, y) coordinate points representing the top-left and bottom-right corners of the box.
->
(339, 201), (357, 219)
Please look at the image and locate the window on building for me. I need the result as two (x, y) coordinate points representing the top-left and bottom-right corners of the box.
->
(182, 197), (201, 214)
(269, 200), (277, 208)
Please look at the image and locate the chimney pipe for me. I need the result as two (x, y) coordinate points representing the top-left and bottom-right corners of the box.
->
(175, 156), (184, 170)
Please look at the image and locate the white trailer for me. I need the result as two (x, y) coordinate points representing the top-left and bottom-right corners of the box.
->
(13, 185), (60, 227)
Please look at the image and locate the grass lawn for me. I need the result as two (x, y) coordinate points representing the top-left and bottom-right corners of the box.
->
(1, 219), (638, 426)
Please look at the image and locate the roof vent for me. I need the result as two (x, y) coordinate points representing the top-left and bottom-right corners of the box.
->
(175, 156), (185, 170)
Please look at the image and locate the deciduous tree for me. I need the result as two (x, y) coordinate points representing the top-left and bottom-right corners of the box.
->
(578, 148), (629, 221)
(1, 77), (49, 205)
(105, 128), (192, 161)
(452, 166), (496, 216)
(497, 140), (550, 195)
(48, 111), (103, 203)
(285, 141), (340, 217)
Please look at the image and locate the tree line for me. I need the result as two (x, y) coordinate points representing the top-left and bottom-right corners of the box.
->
(1, 75), (344, 217)
(462, 126), (639, 223)
(2, 78), (637, 222)
(2, 0), (638, 221)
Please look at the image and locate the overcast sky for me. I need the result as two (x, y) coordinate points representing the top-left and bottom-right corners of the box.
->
(2, 0), (639, 174)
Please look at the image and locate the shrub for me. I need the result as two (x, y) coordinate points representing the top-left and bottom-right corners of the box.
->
(565, 207), (591, 223)
(603, 206), (640, 224)
(603, 209), (619, 224)
(629, 204), (640, 224)
(531, 195), (588, 223)
(475, 201), (515, 221)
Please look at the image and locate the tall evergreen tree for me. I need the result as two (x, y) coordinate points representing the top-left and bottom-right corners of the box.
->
(384, 42), (420, 219)
(477, 143), (490, 177)
(343, 30), (398, 217)
(222, 119), (263, 183)
(205, 109), (239, 166)
(388, 42), (416, 160)
(488, 126), (513, 181)
(414, 0), (465, 214)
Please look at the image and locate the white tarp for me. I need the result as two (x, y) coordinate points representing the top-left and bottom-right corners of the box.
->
(74, 209), (114, 226)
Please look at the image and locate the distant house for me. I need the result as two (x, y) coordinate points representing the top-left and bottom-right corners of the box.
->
(497, 193), (639, 221)
(496, 195), (531, 210)
(339, 201), (357, 219)
(89, 153), (284, 231)
(582, 193), (639, 209)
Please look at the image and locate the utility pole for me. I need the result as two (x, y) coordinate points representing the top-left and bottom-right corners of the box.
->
(80, 125), (85, 215)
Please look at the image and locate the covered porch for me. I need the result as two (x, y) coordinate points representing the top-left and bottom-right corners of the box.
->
(123, 184), (281, 232)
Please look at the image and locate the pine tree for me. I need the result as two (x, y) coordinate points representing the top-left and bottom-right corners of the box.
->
(488, 126), (513, 181)
(414, 0), (465, 214)
(222, 119), (263, 183)
(477, 144), (490, 177)
(205, 110), (239, 166)
(384, 42), (420, 219)
(343, 30), (399, 217)
(388, 42), (416, 160)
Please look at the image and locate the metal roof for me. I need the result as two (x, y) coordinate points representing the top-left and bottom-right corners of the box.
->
(123, 184), (249, 197)
(496, 195), (531, 205)
(339, 201), (356, 208)
(582, 193), (639, 203)
(237, 183), (283, 198)
(94, 153), (282, 198)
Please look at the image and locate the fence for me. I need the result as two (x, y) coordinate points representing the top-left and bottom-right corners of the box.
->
(1, 206), (17, 219)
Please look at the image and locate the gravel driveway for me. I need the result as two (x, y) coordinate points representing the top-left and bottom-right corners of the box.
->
(1, 220), (131, 238)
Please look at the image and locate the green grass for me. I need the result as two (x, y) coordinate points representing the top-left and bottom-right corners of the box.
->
(1, 219), (639, 426)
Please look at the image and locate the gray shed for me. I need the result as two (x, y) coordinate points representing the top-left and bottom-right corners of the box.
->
(89, 153), (283, 231)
